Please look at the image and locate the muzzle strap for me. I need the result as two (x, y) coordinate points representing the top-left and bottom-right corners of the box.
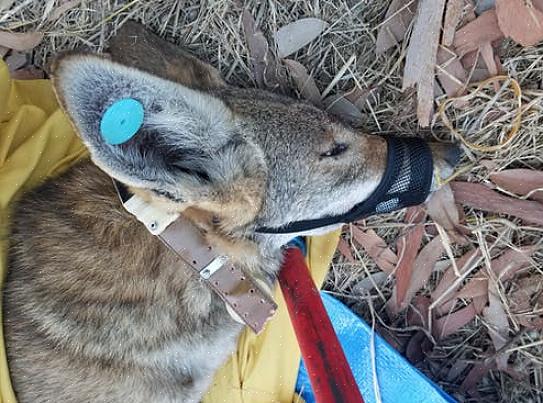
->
(256, 136), (434, 234)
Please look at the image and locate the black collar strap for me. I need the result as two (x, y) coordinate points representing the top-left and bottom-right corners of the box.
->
(256, 136), (434, 234)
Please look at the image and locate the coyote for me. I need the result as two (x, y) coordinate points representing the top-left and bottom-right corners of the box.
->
(4, 22), (461, 402)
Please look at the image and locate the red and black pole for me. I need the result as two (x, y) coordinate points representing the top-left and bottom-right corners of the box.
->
(278, 245), (364, 403)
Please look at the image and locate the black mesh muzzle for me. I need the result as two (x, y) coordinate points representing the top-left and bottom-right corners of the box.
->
(256, 136), (434, 234)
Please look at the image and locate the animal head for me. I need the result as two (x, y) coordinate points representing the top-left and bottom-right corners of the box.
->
(53, 49), (460, 242)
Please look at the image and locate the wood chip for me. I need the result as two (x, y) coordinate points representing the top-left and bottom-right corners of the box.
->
(496, 0), (543, 46)
(462, 47), (503, 83)
(436, 46), (468, 97)
(283, 59), (321, 106)
(443, 0), (465, 46)
(480, 42), (498, 78)
(451, 181), (543, 227)
(453, 9), (504, 57)
(489, 169), (543, 203)
(274, 18), (328, 58)
(402, 0), (447, 127)
(0, 31), (43, 51)
(480, 42), (501, 91)
(387, 198), (427, 317)
(376, 0), (419, 55)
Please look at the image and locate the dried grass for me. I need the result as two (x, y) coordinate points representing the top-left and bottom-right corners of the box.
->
(1, 0), (543, 401)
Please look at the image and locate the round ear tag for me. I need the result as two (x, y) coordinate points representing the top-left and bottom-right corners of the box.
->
(100, 98), (144, 145)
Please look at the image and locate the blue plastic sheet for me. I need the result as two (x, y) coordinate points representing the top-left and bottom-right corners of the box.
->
(295, 292), (456, 403)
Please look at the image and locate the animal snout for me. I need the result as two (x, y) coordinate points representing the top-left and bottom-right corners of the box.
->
(428, 142), (464, 190)
(442, 143), (463, 168)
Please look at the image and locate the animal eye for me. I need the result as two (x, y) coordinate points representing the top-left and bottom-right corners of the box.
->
(320, 143), (349, 158)
(152, 189), (183, 202)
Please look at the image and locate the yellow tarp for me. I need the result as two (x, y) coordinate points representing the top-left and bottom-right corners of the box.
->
(0, 59), (340, 403)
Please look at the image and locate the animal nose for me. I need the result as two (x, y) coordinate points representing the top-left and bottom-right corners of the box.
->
(443, 143), (463, 168)
(427, 142), (464, 190)
(428, 142), (464, 170)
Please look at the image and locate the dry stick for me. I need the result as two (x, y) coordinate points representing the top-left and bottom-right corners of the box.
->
(464, 49), (481, 87)
(331, 44), (383, 130)
(321, 53), (356, 99)
(466, 79), (512, 138)
(66, 0), (142, 36)
(0, 0), (35, 23)
(323, 0), (366, 34)
(1, 18), (40, 30)
(374, 0), (417, 31)
(437, 225), (460, 275)
(435, 63), (466, 88)
(376, 47), (406, 87)
(443, 0), (464, 46)
(428, 224), (460, 333)
(368, 297), (383, 403)
(507, 339), (543, 354)
(440, 76), (523, 152)
(403, 0), (446, 126)
(429, 253), (484, 312)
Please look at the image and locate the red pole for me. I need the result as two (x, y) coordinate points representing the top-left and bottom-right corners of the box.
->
(278, 246), (364, 403)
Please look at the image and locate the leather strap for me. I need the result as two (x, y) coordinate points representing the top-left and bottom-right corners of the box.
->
(112, 181), (277, 334)
(158, 217), (277, 333)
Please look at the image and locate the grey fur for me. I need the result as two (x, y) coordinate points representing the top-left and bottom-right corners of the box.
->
(4, 24), (460, 403)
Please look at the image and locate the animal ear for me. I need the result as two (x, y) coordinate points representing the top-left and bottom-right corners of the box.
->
(52, 54), (262, 210)
(108, 20), (225, 90)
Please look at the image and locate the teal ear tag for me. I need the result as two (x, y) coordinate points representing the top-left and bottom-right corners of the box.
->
(100, 98), (144, 145)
